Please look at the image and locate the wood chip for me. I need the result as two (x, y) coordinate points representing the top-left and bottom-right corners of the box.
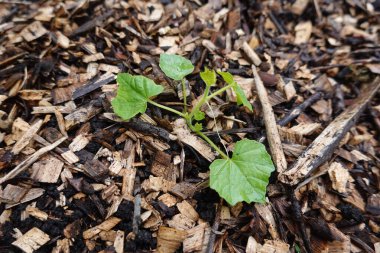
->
(157, 226), (187, 253)
(172, 118), (215, 162)
(12, 227), (50, 253)
(31, 155), (64, 183)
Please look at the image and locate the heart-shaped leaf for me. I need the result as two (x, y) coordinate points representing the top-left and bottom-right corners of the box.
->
(112, 73), (164, 120)
(159, 54), (194, 80)
(218, 71), (253, 111)
(200, 67), (216, 86)
(210, 139), (275, 205)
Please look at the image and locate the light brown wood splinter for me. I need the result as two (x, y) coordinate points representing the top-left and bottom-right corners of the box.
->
(253, 65), (287, 173)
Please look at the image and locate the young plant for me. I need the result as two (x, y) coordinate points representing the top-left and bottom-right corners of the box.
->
(112, 54), (275, 205)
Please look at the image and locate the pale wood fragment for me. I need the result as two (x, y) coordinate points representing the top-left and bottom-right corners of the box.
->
(157, 226), (187, 253)
(61, 150), (79, 164)
(177, 200), (199, 222)
(31, 155), (64, 183)
(242, 42), (262, 66)
(172, 118), (215, 162)
(21, 21), (48, 42)
(0, 184), (28, 204)
(246, 236), (259, 253)
(183, 223), (210, 253)
(6, 188), (45, 209)
(12, 119), (43, 155)
(114, 230), (124, 253)
(328, 162), (351, 194)
(83, 217), (121, 240)
(69, 134), (90, 152)
(142, 176), (176, 193)
(257, 240), (289, 253)
(253, 66), (287, 173)
(255, 204), (280, 240)
(280, 77), (380, 185)
(0, 137), (67, 184)
(12, 227), (50, 253)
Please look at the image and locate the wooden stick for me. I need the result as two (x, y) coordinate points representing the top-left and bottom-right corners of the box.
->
(242, 42), (262, 66)
(279, 77), (380, 185)
(0, 137), (67, 184)
(252, 66), (287, 173)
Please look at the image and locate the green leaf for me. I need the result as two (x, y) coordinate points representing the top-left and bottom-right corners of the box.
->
(194, 123), (203, 132)
(217, 71), (253, 111)
(159, 54), (194, 80)
(112, 73), (164, 120)
(200, 67), (216, 86)
(210, 139), (274, 205)
(194, 110), (205, 121)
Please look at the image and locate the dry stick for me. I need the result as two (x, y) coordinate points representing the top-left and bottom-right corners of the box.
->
(242, 42), (262, 66)
(277, 91), (323, 126)
(253, 65), (287, 173)
(279, 77), (380, 186)
(0, 137), (67, 184)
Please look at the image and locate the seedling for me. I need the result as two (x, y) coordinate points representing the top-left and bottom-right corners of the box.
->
(112, 54), (275, 205)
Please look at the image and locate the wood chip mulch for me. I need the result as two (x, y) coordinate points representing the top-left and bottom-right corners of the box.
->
(1, 0), (380, 252)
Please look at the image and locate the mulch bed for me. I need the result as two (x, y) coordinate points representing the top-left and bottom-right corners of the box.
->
(1, 0), (380, 252)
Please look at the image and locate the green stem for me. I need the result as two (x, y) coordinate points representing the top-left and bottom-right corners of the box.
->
(188, 123), (229, 159)
(188, 85), (211, 120)
(206, 83), (234, 100)
(181, 78), (187, 113)
(148, 100), (186, 118)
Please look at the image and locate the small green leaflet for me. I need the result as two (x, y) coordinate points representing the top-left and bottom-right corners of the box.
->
(159, 54), (194, 80)
(210, 139), (275, 205)
(194, 110), (205, 121)
(217, 71), (253, 111)
(200, 67), (216, 86)
(194, 123), (203, 132)
(112, 73), (164, 120)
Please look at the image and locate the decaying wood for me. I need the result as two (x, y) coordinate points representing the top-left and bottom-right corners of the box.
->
(0, 137), (66, 184)
(280, 77), (380, 185)
(253, 65), (287, 173)
(157, 226), (187, 253)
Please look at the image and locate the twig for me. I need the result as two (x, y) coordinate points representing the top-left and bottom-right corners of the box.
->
(124, 118), (177, 142)
(203, 127), (259, 136)
(253, 65), (287, 173)
(268, 11), (287, 34)
(242, 42), (262, 66)
(277, 92), (323, 126)
(280, 77), (380, 185)
(290, 191), (312, 253)
(206, 200), (222, 253)
(0, 137), (67, 184)
(133, 194), (141, 235)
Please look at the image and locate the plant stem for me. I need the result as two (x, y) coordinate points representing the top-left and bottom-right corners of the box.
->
(207, 83), (234, 100)
(188, 123), (229, 160)
(188, 84), (211, 120)
(148, 100), (186, 118)
(181, 78), (187, 113)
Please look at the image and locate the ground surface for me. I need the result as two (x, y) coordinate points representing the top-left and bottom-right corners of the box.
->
(1, 0), (380, 252)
